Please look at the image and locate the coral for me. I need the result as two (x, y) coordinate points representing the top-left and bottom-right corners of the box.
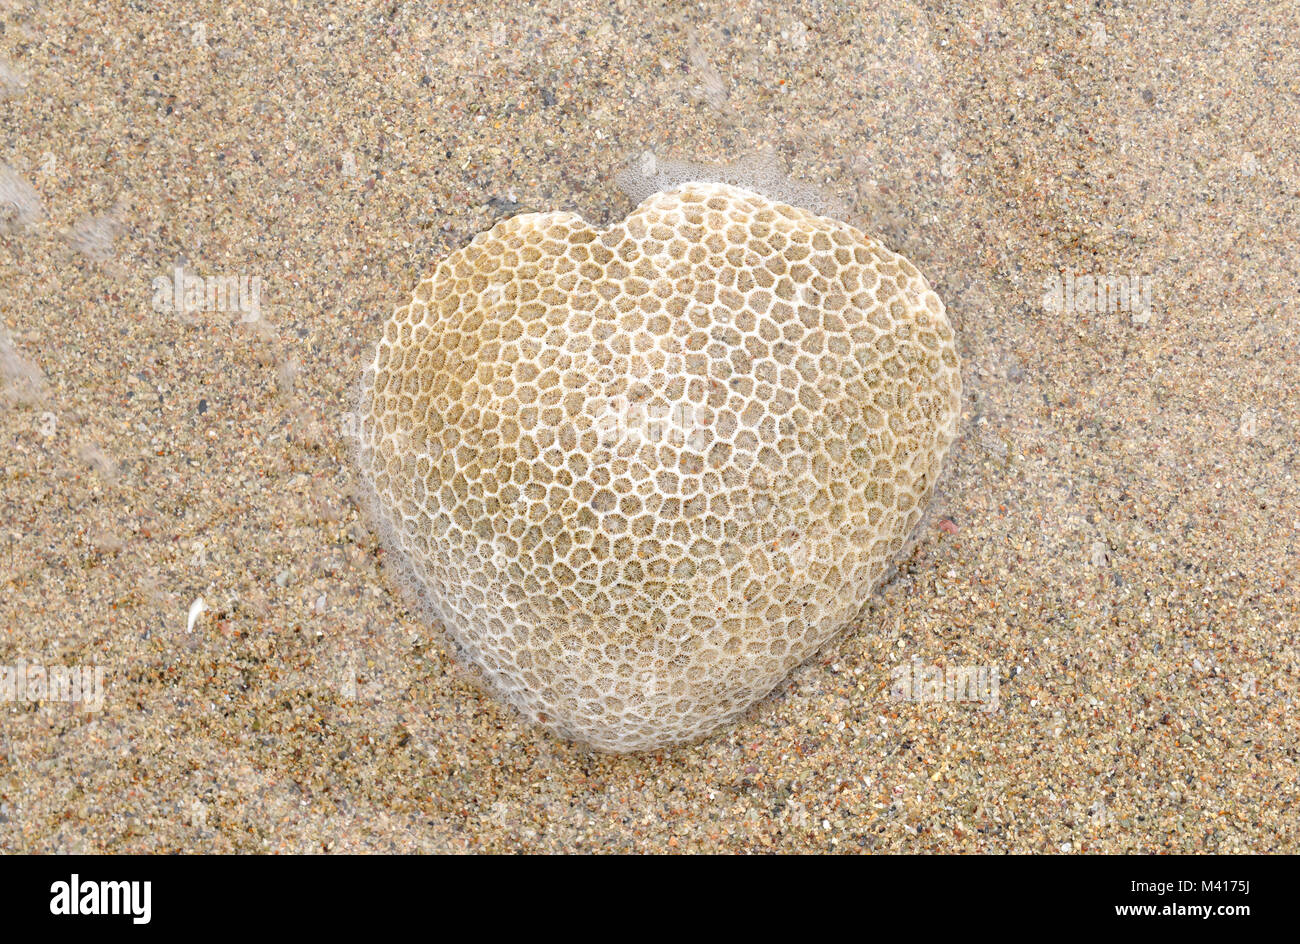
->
(353, 181), (960, 751)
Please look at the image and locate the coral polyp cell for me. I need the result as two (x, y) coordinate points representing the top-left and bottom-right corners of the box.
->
(353, 182), (961, 751)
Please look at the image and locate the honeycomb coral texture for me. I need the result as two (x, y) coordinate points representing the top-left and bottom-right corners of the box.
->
(354, 182), (961, 751)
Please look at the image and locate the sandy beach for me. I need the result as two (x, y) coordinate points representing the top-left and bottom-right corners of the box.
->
(1, 0), (1296, 852)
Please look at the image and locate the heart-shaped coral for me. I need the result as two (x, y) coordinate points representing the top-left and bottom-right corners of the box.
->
(353, 182), (960, 751)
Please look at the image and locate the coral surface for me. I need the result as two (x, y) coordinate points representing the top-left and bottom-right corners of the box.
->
(354, 182), (960, 750)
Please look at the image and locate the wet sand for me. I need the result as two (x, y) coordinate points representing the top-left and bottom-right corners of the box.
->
(1, 0), (1296, 852)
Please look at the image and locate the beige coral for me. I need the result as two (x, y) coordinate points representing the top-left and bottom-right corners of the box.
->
(353, 182), (960, 751)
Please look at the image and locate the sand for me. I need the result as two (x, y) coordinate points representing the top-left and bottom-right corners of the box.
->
(0, 0), (1296, 853)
